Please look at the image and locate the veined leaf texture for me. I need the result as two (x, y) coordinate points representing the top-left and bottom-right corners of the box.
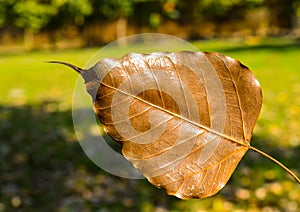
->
(50, 51), (300, 199)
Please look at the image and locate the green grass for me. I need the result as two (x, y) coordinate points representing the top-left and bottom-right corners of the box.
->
(0, 48), (94, 106)
(1, 38), (300, 211)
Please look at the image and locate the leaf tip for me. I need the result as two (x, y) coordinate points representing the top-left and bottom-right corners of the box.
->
(45, 60), (83, 74)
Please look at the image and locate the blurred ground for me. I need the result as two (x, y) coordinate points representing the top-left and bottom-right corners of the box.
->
(0, 38), (300, 211)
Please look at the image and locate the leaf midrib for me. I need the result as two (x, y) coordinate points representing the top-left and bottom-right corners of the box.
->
(98, 80), (249, 148)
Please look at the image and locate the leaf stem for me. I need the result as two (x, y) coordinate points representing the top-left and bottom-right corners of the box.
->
(249, 145), (300, 184)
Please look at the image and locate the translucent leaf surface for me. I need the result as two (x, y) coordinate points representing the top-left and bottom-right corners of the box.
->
(51, 51), (300, 199)
(84, 51), (262, 199)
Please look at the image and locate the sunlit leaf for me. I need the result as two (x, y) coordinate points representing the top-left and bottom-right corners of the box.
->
(50, 51), (300, 199)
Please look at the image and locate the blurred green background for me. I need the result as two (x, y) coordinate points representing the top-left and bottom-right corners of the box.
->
(1, 0), (300, 211)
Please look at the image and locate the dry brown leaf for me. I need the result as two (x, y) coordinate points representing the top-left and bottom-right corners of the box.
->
(49, 51), (300, 199)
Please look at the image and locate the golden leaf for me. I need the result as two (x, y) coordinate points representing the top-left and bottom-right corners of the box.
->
(49, 51), (300, 199)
